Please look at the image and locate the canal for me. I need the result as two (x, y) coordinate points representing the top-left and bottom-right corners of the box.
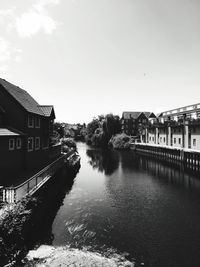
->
(28, 142), (200, 267)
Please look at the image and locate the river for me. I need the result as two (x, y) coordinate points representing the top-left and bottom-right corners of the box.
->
(28, 142), (200, 267)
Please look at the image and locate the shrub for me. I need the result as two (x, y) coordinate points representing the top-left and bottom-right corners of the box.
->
(61, 138), (77, 152)
(109, 133), (131, 150)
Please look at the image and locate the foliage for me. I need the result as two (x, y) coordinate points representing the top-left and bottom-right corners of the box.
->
(61, 138), (77, 153)
(85, 114), (121, 147)
(0, 197), (39, 266)
(85, 119), (100, 145)
(108, 133), (131, 150)
(50, 130), (61, 146)
(53, 122), (65, 138)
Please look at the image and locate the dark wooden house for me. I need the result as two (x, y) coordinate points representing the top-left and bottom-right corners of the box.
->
(0, 78), (57, 174)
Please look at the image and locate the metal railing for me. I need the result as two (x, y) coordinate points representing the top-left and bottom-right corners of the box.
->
(0, 150), (75, 204)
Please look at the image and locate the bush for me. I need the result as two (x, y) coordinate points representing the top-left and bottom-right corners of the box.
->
(108, 133), (131, 150)
(0, 197), (38, 266)
(61, 138), (77, 152)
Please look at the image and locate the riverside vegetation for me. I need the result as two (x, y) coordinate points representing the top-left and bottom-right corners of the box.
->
(85, 114), (131, 150)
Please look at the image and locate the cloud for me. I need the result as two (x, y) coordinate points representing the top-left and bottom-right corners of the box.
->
(16, 10), (57, 37)
(0, 37), (22, 76)
(0, 38), (11, 62)
(15, 0), (60, 38)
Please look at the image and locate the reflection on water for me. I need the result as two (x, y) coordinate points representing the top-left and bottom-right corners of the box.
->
(25, 166), (79, 248)
(86, 148), (119, 175)
(27, 143), (200, 267)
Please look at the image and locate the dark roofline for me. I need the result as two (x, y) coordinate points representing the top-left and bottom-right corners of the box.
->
(0, 78), (56, 117)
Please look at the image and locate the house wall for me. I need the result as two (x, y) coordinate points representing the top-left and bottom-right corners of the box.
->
(190, 126), (200, 150)
(24, 115), (51, 169)
(0, 86), (55, 170)
(171, 127), (184, 148)
(0, 86), (26, 132)
(158, 132), (167, 146)
(0, 137), (24, 171)
(148, 132), (156, 144)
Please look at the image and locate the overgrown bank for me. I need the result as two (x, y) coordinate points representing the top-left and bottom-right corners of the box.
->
(0, 154), (80, 266)
(85, 114), (131, 150)
(0, 197), (39, 266)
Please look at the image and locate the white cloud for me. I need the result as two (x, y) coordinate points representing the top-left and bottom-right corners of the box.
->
(0, 38), (11, 62)
(0, 37), (22, 77)
(15, 0), (60, 38)
(16, 10), (56, 38)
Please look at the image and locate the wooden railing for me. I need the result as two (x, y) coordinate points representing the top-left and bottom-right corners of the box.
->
(0, 150), (75, 204)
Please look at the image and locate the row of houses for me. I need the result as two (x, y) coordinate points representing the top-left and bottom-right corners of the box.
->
(0, 78), (59, 176)
(122, 103), (200, 151)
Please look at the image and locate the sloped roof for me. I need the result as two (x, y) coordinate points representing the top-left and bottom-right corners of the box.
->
(0, 78), (44, 116)
(39, 105), (55, 118)
(122, 111), (156, 119)
(144, 112), (157, 118)
(0, 127), (25, 136)
(122, 112), (141, 119)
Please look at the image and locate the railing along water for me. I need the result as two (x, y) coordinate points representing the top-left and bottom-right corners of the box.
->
(0, 150), (75, 204)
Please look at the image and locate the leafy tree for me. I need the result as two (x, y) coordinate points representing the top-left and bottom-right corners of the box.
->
(85, 114), (121, 147)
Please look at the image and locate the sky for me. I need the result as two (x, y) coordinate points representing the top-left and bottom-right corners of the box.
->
(0, 0), (200, 123)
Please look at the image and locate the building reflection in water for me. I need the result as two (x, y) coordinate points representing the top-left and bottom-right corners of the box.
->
(86, 148), (200, 193)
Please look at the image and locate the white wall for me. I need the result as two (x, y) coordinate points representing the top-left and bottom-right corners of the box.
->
(191, 126), (200, 150)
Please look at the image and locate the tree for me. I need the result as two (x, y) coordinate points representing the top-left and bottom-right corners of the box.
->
(85, 114), (121, 147)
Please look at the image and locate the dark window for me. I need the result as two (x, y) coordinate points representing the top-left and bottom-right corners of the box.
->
(16, 138), (21, 149)
(35, 117), (40, 128)
(28, 137), (34, 151)
(9, 139), (15, 150)
(28, 115), (34, 128)
(35, 137), (40, 150)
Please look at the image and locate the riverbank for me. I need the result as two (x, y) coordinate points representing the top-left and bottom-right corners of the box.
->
(0, 153), (80, 266)
(133, 143), (200, 170)
(25, 245), (134, 266)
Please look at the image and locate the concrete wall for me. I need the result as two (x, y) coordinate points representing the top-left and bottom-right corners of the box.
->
(191, 126), (200, 150)
(158, 133), (167, 146)
(148, 132), (156, 144)
(172, 133), (183, 148)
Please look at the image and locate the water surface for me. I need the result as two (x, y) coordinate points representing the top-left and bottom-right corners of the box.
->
(48, 143), (200, 266)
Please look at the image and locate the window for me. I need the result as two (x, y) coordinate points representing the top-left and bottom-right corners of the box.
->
(28, 137), (34, 151)
(9, 139), (15, 150)
(28, 115), (34, 128)
(164, 137), (165, 143)
(35, 137), (40, 150)
(35, 117), (40, 128)
(16, 138), (21, 149)
(174, 138), (176, 144)
(179, 138), (181, 145)
(160, 137), (162, 142)
(193, 139), (196, 146)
